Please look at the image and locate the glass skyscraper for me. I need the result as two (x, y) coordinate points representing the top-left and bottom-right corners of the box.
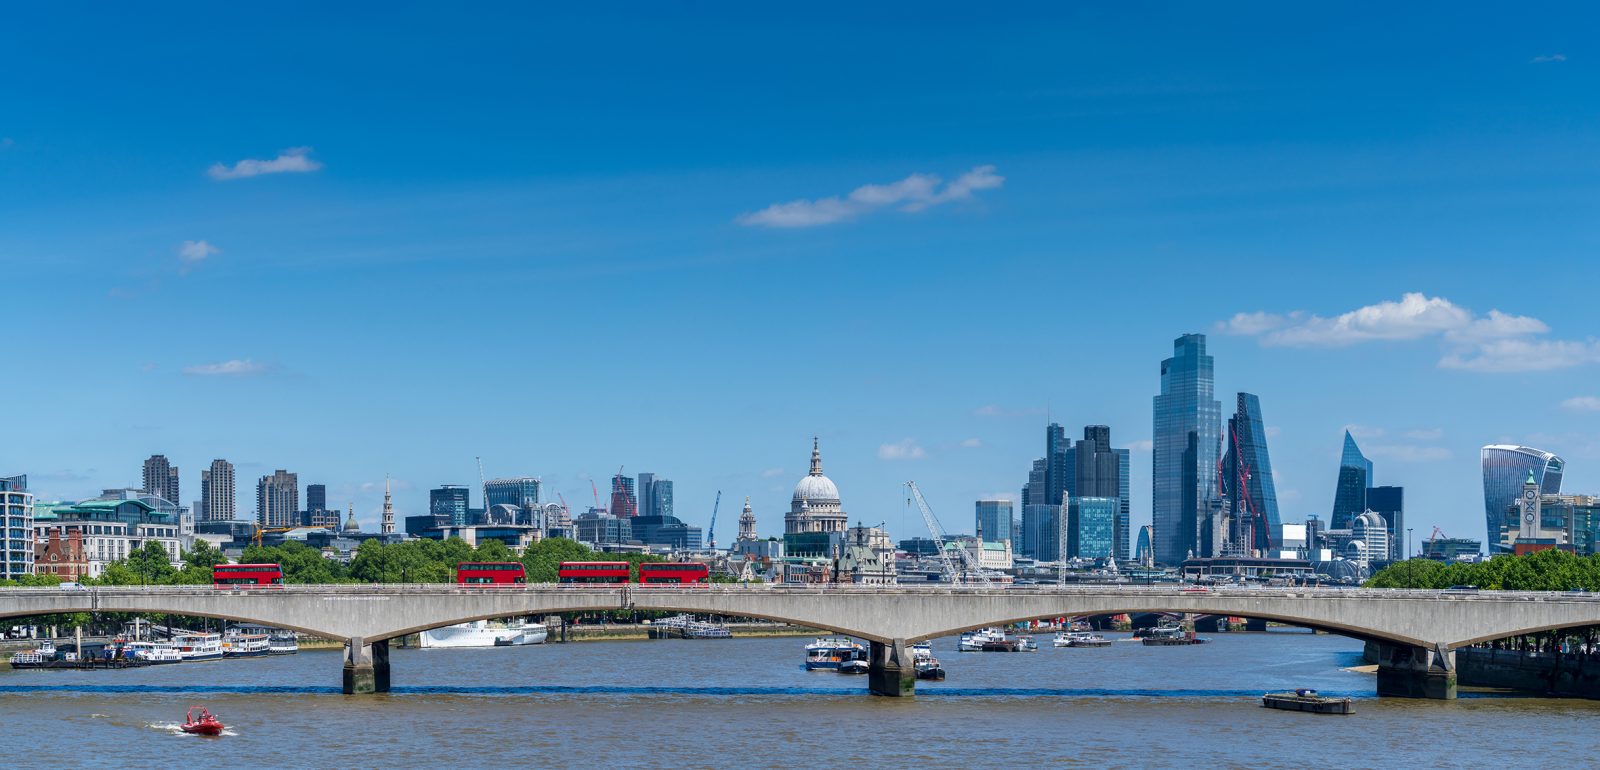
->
(1330, 430), (1372, 530)
(1221, 392), (1280, 551)
(1481, 445), (1564, 550)
(1021, 503), (1061, 561)
(430, 485), (470, 527)
(485, 477), (541, 509)
(975, 499), (1014, 543)
(1, 475), (32, 580)
(1069, 496), (1117, 559)
(1152, 333), (1220, 565)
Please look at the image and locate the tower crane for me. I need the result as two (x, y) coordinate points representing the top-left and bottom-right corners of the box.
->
(906, 481), (989, 585)
(476, 456), (489, 521)
(590, 479), (602, 511)
(708, 491), (722, 550)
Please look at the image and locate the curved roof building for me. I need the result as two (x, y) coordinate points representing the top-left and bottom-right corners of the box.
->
(1481, 445), (1564, 550)
(786, 438), (847, 535)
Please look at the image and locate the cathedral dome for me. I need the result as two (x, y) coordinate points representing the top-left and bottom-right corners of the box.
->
(791, 437), (840, 505)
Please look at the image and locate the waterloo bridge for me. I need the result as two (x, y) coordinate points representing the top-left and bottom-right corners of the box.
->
(5, 584), (1599, 699)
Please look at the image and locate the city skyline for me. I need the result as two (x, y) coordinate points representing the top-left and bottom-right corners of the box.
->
(5, 6), (1598, 548)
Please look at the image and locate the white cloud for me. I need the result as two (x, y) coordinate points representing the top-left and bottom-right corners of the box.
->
(1531, 54), (1567, 63)
(208, 147), (323, 180)
(1264, 426), (1282, 439)
(182, 359), (269, 377)
(1561, 396), (1600, 413)
(177, 239), (220, 273)
(1405, 428), (1445, 440)
(960, 438), (983, 448)
(737, 165), (1003, 228)
(1126, 439), (1154, 453)
(877, 438), (927, 461)
(760, 467), (787, 478)
(1367, 445), (1453, 462)
(1222, 293), (1590, 373)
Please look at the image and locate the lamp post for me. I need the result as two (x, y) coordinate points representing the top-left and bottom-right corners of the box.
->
(1407, 528), (1413, 559)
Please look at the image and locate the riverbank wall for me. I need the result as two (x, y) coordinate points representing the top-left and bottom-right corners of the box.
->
(1364, 642), (1600, 699)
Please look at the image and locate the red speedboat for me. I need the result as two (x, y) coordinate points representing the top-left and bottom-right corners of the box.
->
(181, 707), (225, 736)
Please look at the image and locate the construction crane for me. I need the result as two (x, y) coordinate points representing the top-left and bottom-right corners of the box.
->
(906, 481), (989, 585)
(477, 457), (489, 519)
(590, 478), (602, 511)
(707, 491), (722, 550)
(1425, 526), (1450, 556)
(252, 523), (331, 548)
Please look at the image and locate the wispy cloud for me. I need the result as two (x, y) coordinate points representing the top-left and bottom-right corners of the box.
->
(760, 467), (787, 478)
(1405, 428), (1445, 440)
(1531, 54), (1568, 63)
(877, 438), (927, 460)
(208, 147), (323, 181)
(1126, 439), (1154, 453)
(1561, 396), (1600, 413)
(1367, 445), (1453, 462)
(960, 438), (983, 448)
(182, 359), (270, 377)
(737, 165), (1003, 228)
(177, 239), (220, 273)
(1220, 293), (1594, 373)
(1343, 424), (1385, 439)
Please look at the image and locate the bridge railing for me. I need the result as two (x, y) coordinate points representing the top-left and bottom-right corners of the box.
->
(1, 584), (1597, 603)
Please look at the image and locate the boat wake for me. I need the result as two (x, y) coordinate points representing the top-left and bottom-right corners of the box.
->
(149, 721), (239, 737)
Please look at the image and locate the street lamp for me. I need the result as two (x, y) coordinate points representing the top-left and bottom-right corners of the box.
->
(1407, 528), (1413, 559)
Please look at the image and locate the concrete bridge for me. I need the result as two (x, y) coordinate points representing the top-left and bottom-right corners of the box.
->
(5, 584), (1599, 698)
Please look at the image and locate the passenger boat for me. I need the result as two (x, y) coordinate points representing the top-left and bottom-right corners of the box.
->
(222, 633), (270, 657)
(1055, 631), (1112, 648)
(837, 659), (870, 675)
(1262, 689), (1355, 715)
(804, 637), (866, 670)
(1014, 634), (1039, 652)
(125, 641), (183, 664)
(419, 620), (549, 648)
(172, 632), (224, 661)
(910, 643), (945, 680)
(181, 706), (225, 736)
(1141, 626), (1206, 646)
(267, 633), (299, 655)
(8, 640), (55, 668)
(958, 628), (1006, 652)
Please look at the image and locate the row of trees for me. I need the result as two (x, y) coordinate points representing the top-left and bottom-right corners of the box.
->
(1366, 549), (1600, 591)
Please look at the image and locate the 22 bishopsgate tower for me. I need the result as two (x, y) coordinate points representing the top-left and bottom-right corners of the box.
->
(1152, 334), (1221, 566)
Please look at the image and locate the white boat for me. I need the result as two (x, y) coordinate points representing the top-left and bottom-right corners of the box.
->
(171, 632), (224, 661)
(267, 633), (299, 655)
(910, 642), (935, 660)
(222, 633), (270, 657)
(124, 641), (183, 664)
(1054, 631), (1112, 648)
(804, 637), (866, 670)
(419, 620), (549, 649)
(958, 628), (1005, 652)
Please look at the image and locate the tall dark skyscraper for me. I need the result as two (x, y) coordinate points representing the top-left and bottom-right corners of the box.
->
(634, 473), (672, 518)
(1019, 457), (1047, 556)
(306, 483), (327, 513)
(1366, 485), (1405, 560)
(1045, 423), (1072, 508)
(1152, 333), (1221, 565)
(1221, 392), (1280, 552)
(142, 454), (179, 504)
(1330, 431), (1372, 530)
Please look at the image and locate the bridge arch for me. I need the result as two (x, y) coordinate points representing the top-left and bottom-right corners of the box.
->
(0, 598), (346, 642)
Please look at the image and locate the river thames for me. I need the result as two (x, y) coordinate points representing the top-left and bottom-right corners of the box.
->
(4, 630), (1595, 767)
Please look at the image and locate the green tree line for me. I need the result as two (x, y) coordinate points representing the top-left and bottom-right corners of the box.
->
(1366, 549), (1600, 591)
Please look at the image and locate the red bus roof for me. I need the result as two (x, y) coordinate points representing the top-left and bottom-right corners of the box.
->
(559, 561), (631, 566)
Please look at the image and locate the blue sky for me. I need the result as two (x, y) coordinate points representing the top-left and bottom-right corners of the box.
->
(3, 3), (1597, 548)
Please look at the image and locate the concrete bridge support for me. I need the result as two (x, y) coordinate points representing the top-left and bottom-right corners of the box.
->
(343, 637), (391, 695)
(1244, 617), (1269, 632)
(868, 639), (914, 697)
(1374, 642), (1456, 700)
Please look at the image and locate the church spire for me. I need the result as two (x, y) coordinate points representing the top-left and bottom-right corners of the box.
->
(810, 436), (823, 476)
(380, 474), (396, 535)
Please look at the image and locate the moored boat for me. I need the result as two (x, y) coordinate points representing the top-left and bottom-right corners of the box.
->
(420, 620), (548, 648)
(805, 637), (866, 670)
(837, 659), (870, 675)
(267, 633), (299, 655)
(125, 641), (183, 664)
(1055, 631), (1112, 648)
(222, 633), (270, 657)
(1262, 689), (1355, 715)
(1141, 626), (1206, 646)
(172, 632), (224, 661)
(910, 642), (945, 680)
(958, 627), (1006, 652)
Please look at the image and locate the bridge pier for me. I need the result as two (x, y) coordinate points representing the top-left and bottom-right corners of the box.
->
(868, 639), (914, 697)
(1374, 642), (1456, 700)
(343, 637), (391, 695)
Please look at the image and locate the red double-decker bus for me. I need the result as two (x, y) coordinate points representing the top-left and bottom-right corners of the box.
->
(558, 561), (631, 584)
(213, 563), (284, 588)
(637, 562), (710, 585)
(456, 561), (526, 585)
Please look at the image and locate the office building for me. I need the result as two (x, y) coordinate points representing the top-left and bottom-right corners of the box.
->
(1481, 445), (1564, 551)
(610, 473), (637, 518)
(1021, 503), (1062, 561)
(1069, 496), (1118, 559)
(575, 509), (631, 547)
(1134, 524), (1154, 566)
(1, 475), (33, 580)
(1152, 333), (1221, 565)
(142, 455), (179, 504)
(630, 514), (703, 550)
(975, 499), (1014, 544)
(32, 495), (182, 577)
(305, 483), (327, 513)
(485, 477), (541, 510)
(1348, 511), (1390, 571)
(430, 485), (470, 527)
(1366, 486), (1405, 560)
(1330, 431), (1372, 530)
(635, 473), (673, 518)
(1220, 392), (1280, 552)
(1422, 537), (1482, 561)
(200, 459), (236, 523)
(1073, 425), (1131, 560)
(1019, 457), (1047, 555)
(1045, 423), (1072, 508)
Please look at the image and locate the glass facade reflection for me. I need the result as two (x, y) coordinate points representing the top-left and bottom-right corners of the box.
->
(1222, 392), (1280, 551)
(975, 499), (1014, 544)
(1070, 496), (1117, 559)
(1152, 334), (1221, 565)
(1481, 445), (1564, 551)
(1330, 431), (1371, 530)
